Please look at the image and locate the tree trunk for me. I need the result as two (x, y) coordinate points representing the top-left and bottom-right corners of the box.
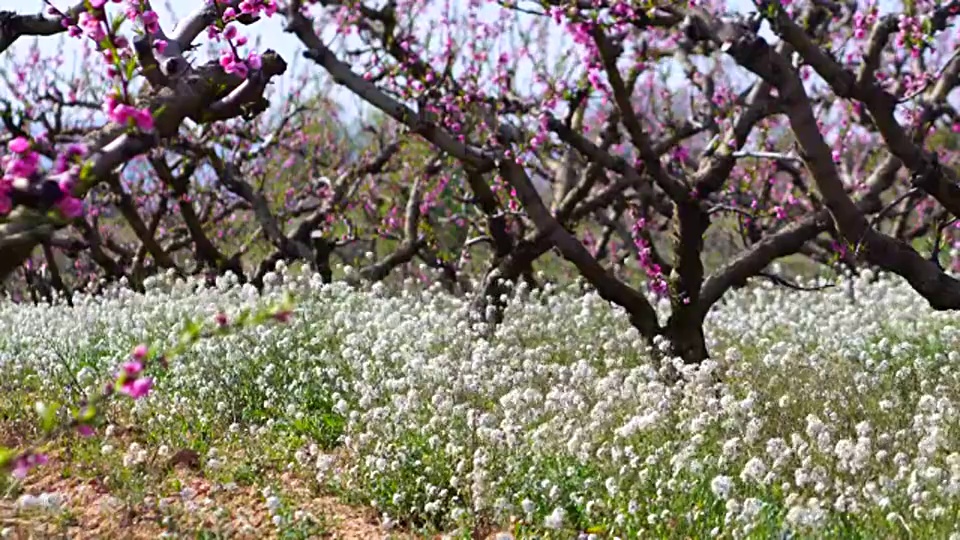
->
(664, 317), (709, 364)
(472, 238), (550, 325)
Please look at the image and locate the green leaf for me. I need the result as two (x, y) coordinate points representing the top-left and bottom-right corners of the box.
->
(77, 404), (97, 423)
(35, 401), (61, 433)
(252, 309), (272, 324)
(0, 446), (15, 468)
(125, 58), (138, 80)
(111, 12), (126, 33)
(78, 161), (96, 187)
(180, 318), (203, 344)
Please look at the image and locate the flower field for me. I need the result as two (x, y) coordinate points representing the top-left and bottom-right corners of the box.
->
(2, 268), (960, 538)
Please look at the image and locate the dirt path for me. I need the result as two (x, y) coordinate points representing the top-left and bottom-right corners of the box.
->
(1, 453), (419, 539)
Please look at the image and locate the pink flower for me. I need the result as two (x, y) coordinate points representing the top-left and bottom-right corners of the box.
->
(219, 51), (250, 78)
(6, 155), (38, 178)
(132, 344), (149, 361)
(58, 177), (75, 195)
(66, 143), (87, 158)
(273, 309), (292, 323)
(133, 109), (154, 132)
(11, 453), (48, 479)
(215, 312), (228, 327)
(53, 143), (86, 175)
(141, 10), (160, 33)
(76, 425), (95, 437)
(154, 39), (168, 54)
(107, 103), (133, 125)
(247, 52), (262, 70)
(77, 11), (106, 41)
(122, 360), (143, 376)
(120, 377), (153, 400)
(56, 196), (84, 219)
(219, 52), (236, 70)
(8, 137), (30, 154)
(103, 92), (119, 113)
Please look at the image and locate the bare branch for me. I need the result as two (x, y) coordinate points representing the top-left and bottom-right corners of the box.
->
(0, 4), (86, 54)
(685, 6), (960, 310)
(498, 159), (662, 339)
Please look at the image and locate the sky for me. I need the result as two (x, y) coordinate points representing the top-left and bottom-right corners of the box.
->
(5, 0), (765, 120)
(9, 0), (757, 62)
(3, 0), (916, 135)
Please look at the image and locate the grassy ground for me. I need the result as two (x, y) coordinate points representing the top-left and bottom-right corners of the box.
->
(0, 423), (411, 539)
(2, 267), (960, 538)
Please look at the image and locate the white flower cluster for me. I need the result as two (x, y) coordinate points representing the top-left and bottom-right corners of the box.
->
(16, 492), (65, 511)
(3, 267), (960, 537)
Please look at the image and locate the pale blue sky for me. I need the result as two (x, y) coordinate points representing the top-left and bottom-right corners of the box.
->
(4, 0), (917, 127)
(8, 0), (756, 53)
(8, 0), (321, 108)
(4, 0), (764, 117)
